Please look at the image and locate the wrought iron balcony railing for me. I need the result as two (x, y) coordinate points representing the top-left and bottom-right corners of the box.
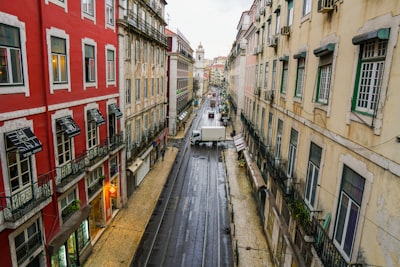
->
(55, 155), (86, 189)
(125, 10), (168, 47)
(109, 131), (124, 151)
(85, 139), (109, 167)
(0, 174), (52, 223)
(16, 230), (42, 265)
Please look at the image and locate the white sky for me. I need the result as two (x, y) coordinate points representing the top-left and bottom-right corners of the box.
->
(165, 0), (253, 60)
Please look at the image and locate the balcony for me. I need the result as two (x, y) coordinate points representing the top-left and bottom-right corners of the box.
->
(109, 131), (124, 153)
(55, 156), (86, 193)
(0, 174), (52, 228)
(84, 139), (109, 170)
(16, 230), (42, 265)
(122, 10), (168, 47)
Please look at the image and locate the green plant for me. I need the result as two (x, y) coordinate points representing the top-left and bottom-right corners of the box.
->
(62, 199), (81, 218)
(290, 199), (310, 229)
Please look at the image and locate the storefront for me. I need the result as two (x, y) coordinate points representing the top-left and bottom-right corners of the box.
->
(49, 206), (92, 267)
(88, 193), (104, 240)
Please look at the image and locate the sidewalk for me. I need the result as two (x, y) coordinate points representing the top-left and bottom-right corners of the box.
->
(84, 109), (273, 267)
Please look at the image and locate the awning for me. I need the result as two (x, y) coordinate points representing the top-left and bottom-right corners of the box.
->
(89, 108), (105, 125)
(236, 143), (246, 152)
(313, 43), (335, 57)
(233, 134), (247, 152)
(128, 158), (143, 174)
(56, 116), (80, 137)
(293, 51), (307, 59)
(243, 150), (267, 192)
(279, 55), (289, 62)
(352, 28), (390, 45)
(109, 103), (123, 118)
(48, 205), (91, 255)
(6, 127), (42, 157)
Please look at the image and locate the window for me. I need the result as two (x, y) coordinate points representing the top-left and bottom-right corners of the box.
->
(334, 166), (365, 261)
(125, 79), (131, 104)
(352, 39), (387, 115)
(126, 124), (132, 151)
(82, 0), (94, 17)
(295, 57), (305, 98)
(275, 10), (280, 35)
(303, 0), (311, 16)
(264, 61), (269, 90)
(51, 36), (68, 83)
(60, 189), (77, 221)
(87, 166), (103, 198)
(56, 119), (72, 165)
(110, 156), (118, 177)
(106, 48), (115, 83)
(14, 219), (42, 265)
(135, 78), (140, 102)
(5, 128), (42, 194)
(0, 23), (24, 86)
(266, 112), (273, 148)
(143, 42), (148, 63)
(135, 119), (141, 144)
(87, 109), (104, 148)
(287, 0), (293, 26)
(135, 40), (140, 62)
(287, 128), (298, 177)
(105, 0), (114, 26)
(281, 60), (288, 94)
(275, 119), (283, 161)
(316, 55), (332, 104)
(305, 142), (322, 207)
(270, 60), (276, 93)
(125, 35), (131, 60)
(151, 78), (154, 96)
(84, 44), (96, 84)
(144, 78), (148, 99)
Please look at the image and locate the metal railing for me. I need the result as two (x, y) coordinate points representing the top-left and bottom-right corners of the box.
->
(56, 155), (86, 188)
(109, 131), (124, 151)
(16, 231), (42, 265)
(125, 10), (168, 47)
(0, 175), (52, 222)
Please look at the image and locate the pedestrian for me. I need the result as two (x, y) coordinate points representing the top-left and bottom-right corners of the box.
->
(161, 148), (165, 161)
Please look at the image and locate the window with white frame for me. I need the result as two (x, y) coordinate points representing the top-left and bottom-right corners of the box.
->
(281, 60), (288, 94)
(316, 58), (332, 104)
(287, 0), (293, 26)
(334, 165), (365, 261)
(56, 120), (72, 165)
(126, 79), (131, 104)
(305, 142), (322, 207)
(13, 219), (43, 265)
(82, 0), (94, 17)
(143, 114), (148, 138)
(87, 109), (105, 148)
(106, 48), (115, 83)
(126, 123), (132, 151)
(275, 119), (283, 162)
(125, 35), (131, 60)
(135, 119), (141, 144)
(60, 189), (78, 221)
(264, 61), (269, 90)
(109, 156), (118, 177)
(287, 128), (298, 177)
(135, 40), (140, 62)
(135, 78), (141, 102)
(151, 78), (154, 96)
(275, 10), (280, 35)
(143, 42), (148, 63)
(105, 0), (114, 26)
(295, 57), (305, 98)
(266, 112), (273, 148)
(0, 23), (24, 86)
(271, 60), (277, 91)
(51, 36), (68, 84)
(303, 0), (311, 16)
(144, 78), (148, 99)
(84, 43), (96, 84)
(352, 38), (388, 115)
(87, 166), (103, 198)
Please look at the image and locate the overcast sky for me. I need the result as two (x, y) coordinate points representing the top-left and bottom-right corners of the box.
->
(165, 0), (252, 60)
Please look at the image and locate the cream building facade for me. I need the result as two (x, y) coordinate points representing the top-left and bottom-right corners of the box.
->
(227, 0), (400, 266)
(118, 0), (168, 204)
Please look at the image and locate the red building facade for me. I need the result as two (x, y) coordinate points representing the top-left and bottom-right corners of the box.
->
(0, 1), (123, 266)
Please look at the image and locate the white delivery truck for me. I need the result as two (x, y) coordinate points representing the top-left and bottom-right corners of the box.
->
(190, 126), (226, 146)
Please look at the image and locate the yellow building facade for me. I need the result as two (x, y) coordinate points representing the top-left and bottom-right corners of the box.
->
(228, 0), (400, 266)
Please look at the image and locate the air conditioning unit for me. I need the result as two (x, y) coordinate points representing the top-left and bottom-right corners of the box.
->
(280, 26), (291, 36)
(268, 36), (278, 47)
(318, 0), (334, 13)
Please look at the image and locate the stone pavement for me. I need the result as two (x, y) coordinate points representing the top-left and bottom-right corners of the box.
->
(84, 110), (273, 267)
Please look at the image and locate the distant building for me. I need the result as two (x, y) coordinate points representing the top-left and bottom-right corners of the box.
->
(165, 28), (194, 136)
(194, 43), (205, 98)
